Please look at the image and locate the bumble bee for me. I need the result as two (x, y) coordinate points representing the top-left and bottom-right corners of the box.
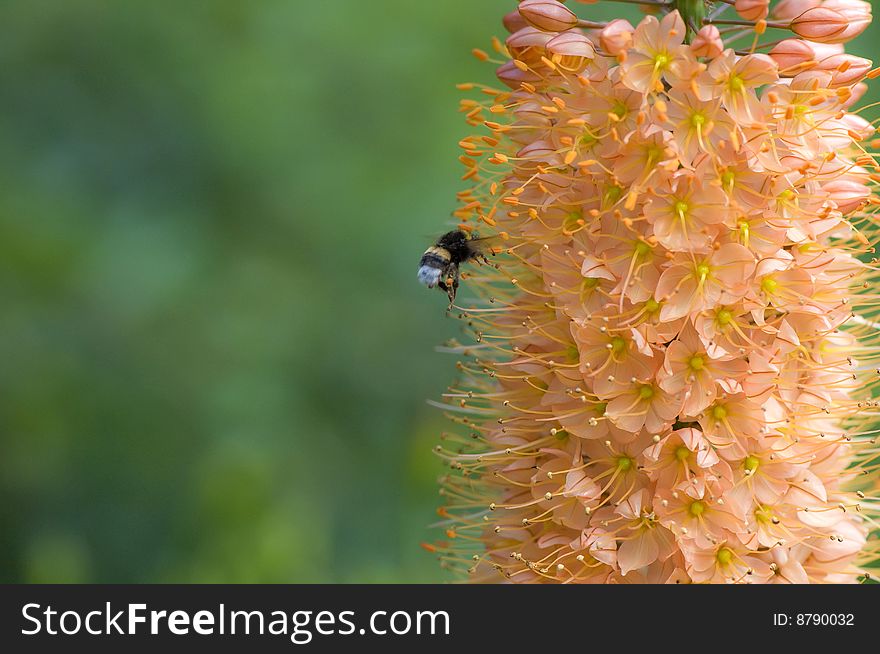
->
(418, 229), (495, 303)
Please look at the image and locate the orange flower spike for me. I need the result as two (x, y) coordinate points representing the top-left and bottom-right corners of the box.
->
(429, 0), (880, 584)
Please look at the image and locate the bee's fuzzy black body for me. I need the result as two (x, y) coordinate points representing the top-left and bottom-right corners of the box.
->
(417, 230), (488, 304)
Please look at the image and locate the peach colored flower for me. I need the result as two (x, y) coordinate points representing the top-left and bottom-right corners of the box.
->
(656, 478), (746, 547)
(608, 490), (677, 576)
(699, 51), (778, 125)
(655, 244), (756, 322)
(663, 90), (738, 166)
(683, 538), (773, 583)
(603, 368), (682, 434)
(620, 12), (690, 94)
(658, 324), (749, 415)
(644, 171), (729, 251)
(642, 427), (726, 488)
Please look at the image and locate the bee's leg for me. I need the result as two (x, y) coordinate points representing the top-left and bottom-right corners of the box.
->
(445, 265), (459, 307)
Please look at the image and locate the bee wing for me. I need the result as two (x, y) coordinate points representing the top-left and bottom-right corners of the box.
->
(466, 234), (506, 256)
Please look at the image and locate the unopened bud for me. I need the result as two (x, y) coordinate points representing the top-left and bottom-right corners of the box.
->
(772, 0), (820, 21)
(736, 0), (769, 22)
(843, 82), (868, 108)
(599, 18), (633, 56)
(822, 0), (872, 43)
(790, 8), (850, 44)
(503, 10), (529, 34)
(769, 38), (815, 70)
(691, 25), (724, 59)
(806, 41), (844, 59)
(496, 59), (542, 89)
(814, 53), (872, 87)
(824, 178), (870, 213)
(518, 0), (579, 33)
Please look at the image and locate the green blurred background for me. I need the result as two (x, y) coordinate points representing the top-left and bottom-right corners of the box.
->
(1, 1), (879, 584)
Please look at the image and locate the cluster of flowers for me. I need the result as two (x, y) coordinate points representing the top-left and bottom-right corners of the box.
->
(430, 0), (880, 582)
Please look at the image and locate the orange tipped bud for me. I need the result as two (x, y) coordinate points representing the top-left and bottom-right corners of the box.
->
(825, 178), (870, 213)
(518, 0), (578, 33)
(769, 38), (816, 70)
(599, 19), (634, 56)
(690, 25), (724, 59)
(814, 53), (872, 87)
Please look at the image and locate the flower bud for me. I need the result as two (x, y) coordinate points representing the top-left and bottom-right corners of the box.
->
(599, 19), (633, 56)
(496, 59), (542, 89)
(790, 8), (849, 44)
(518, 0), (579, 33)
(843, 82), (868, 108)
(769, 38), (815, 70)
(814, 53), (872, 87)
(546, 31), (595, 63)
(824, 178), (870, 214)
(506, 27), (554, 65)
(806, 41), (844, 59)
(735, 0), (769, 22)
(691, 25), (724, 59)
(839, 113), (874, 140)
(503, 10), (529, 34)
(822, 0), (871, 43)
(772, 0), (820, 21)
(517, 140), (564, 169)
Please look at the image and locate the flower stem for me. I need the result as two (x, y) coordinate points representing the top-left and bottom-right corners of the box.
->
(706, 18), (790, 29)
(577, 19), (609, 29)
(675, 0), (707, 41)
